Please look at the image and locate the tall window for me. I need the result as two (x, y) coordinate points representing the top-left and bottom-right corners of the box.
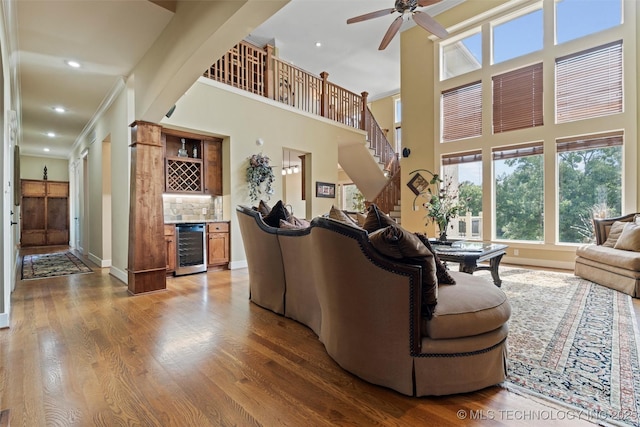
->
(493, 9), (543, 64)
(493, 63), (543, 133)
(441, 32), (482, 80)
(442, 151), (483, 240)
(557, 132), (623, 243)
(556, 0), (622, 45)
(441, 81), (482, 142)
(493, 143), (544, 241)
(556, 41), (623, 124)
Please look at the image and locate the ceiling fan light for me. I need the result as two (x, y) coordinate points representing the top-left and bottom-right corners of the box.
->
(293, 165), (299, 173)
(287, 168), (293, 175)
(281, 168), (287, 176)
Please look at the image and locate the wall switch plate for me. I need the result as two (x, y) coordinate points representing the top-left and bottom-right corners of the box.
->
(202, 208), (207, 214)
(513, 249), (519, 256)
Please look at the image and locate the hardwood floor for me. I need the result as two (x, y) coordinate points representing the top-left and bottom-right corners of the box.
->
(0, 250), (629, 426)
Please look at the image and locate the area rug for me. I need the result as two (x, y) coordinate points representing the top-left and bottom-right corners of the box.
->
(489, 268), (640, 426)
(21, 252), (93, 280)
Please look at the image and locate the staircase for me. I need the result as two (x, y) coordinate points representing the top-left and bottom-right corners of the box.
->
(206, 40), (402, 218)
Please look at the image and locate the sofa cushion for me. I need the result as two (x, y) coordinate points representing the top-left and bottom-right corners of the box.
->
(602, 221), (627, 247)
(415, 233), (456, 285)
(423, 272), (510, 339)
(369, 224), (438, 318)
(262, 200), (290, 227)
(279, 215), (311, 229)
(576, 244), (640, 271)
(362, 204), (396, 232)
(614, 222), (640, 252)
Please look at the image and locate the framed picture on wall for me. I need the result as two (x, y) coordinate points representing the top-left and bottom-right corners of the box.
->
(407, 172), (430, 196)
(316, 181), (335, 198)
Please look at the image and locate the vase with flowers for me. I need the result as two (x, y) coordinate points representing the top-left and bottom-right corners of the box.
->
(246, 153), (275, 202)
(408, 169), (463, 243)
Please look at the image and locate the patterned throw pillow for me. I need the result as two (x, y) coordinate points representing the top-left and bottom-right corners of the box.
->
(279, 216), (311, 229)
(414, 233), (456, 285)
(362, 203), (396, 233)
(369, 224), (438, 319)
(257, 200), (271, 216)
(329, 205), (360, 228)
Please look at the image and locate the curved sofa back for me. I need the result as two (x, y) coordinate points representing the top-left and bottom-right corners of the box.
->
(236, 206), (286, 314)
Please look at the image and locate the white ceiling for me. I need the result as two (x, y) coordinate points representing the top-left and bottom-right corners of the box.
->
(14, 0), (459, 160)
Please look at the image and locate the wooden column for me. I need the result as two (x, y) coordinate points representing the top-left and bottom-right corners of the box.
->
(320, 71), (329, 118)
(128, 121), (166, 295)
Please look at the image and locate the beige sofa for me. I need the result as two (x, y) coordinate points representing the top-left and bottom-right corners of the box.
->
(236, 206), (511, 396)
(575, 213), (640, 297)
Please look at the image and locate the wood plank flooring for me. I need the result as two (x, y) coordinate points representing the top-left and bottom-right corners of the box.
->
(1, 248), (630, 426)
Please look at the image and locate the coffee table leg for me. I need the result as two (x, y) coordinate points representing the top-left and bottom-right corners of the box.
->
(490, 254), (504, 287)
(459, 260), (477, 274)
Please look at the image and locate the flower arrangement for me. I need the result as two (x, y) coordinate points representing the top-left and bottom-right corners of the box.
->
(246, 153), (275, 202)
(408, 169), (463, 242)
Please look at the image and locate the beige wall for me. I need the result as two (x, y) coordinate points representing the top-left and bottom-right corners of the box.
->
(20, 155), (69, 181)
(369, 95), (396, 149)
(162, 78), (364, 265)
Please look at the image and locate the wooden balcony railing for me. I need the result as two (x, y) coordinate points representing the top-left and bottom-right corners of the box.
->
(369, 165), (402, 216)
(204, 41), (397, 190)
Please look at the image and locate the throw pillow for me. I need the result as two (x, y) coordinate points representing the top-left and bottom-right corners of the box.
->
(279, 215), (311, 229)
(602, 221), (627, 247)
(614, 222), (640, 252)
(262, 200), (290, 227)
(414, 233), (456, 285)
(329, 205), (360, 228)
(257, 200), (271, 216)
(362, 203), (396, 233)
(369, 224), (438, 319)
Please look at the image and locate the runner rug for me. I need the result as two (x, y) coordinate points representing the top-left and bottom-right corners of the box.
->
(491, 268), (640, 426)
(21, 252), (93, 280)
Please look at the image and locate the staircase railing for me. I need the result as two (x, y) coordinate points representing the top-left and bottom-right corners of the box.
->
(203, 41), (397, 172)
(369, 162), (401, 215)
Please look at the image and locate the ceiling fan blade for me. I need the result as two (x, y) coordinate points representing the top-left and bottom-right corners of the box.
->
(412, 11), (448, 39)
(417, 0), (442, 7)
(347, 8), (395, 24)
(379, 16), (403, 50)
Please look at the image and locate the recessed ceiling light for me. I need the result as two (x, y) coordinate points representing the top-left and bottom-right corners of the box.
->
(315, 42), (322, 47)
(66, 60), (81, 68)
(43, 148), (50, 152)
(46, 132), (55, 137)
(53, 106), (66, 113)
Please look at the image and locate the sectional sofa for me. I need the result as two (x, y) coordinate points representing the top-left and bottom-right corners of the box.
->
(236, 205), (511, 396)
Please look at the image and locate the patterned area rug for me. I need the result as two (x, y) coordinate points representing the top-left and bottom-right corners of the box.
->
(21, 252), (93, 280)
(491, 268), (640, 426)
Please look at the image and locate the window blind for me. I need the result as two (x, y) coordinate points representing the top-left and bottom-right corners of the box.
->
(492, 63), (543, 133)
(442, 150), (482, 166)
(556, 131), (623, 153)
(492, 142), (543, 160)
(556, 41), (623, 123)
(442, 81), (482, 142)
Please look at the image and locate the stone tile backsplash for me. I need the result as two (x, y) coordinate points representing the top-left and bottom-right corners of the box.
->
(163, 195), (222, 222)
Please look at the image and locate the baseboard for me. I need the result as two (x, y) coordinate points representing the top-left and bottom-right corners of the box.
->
(502, 256), (575, 271)
(109, 266), (128, 284)
(88, 252), (111, 268)
(0, 313), (9, 329)
(229, 260), (248, 270)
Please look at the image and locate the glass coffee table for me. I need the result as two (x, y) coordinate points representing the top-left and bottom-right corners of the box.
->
(430, 241), (508, 287)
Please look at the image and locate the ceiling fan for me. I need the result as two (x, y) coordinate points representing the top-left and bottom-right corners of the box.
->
(347, 0), (449, 50)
